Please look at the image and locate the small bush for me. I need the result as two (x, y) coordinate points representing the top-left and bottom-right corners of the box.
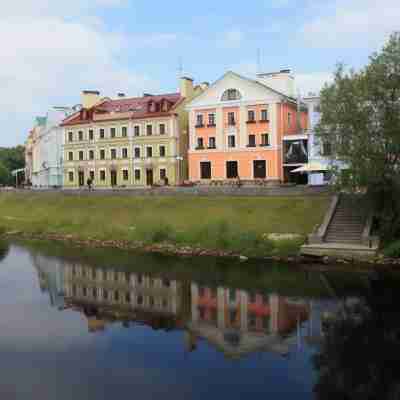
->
(384, 240), (400, 258)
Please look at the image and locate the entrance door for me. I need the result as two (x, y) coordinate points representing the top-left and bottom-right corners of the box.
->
(253, 160), (266, 179)
(146, 169), (154, 186)
(78, 171), (85, 187)
(110, 170), (117, 187)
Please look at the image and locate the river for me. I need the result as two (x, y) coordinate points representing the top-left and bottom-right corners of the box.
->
(0, 240), (398, 399)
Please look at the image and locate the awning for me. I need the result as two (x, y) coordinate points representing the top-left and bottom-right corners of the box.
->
(290, 163), (328, 173)
(11, 168), (26, 176)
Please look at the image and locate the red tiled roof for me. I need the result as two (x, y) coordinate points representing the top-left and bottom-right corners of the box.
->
(61, 93), (183, 126)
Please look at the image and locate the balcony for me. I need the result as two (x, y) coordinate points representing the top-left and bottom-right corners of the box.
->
(195, 124), (205, 128)
(259, 119), (269, 123)
(246, 119), (256, 124)
(207, 123), (216, 128)
(195, 146), (205, 150)
(207, 145), (216, 149)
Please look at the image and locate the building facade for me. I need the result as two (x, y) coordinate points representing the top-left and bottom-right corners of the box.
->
(186, 71), (308, 184)
(25, 109), (72, 188)
(61, 78), (204, 189)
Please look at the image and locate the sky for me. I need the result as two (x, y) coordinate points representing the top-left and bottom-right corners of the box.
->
(1, 0), (399, 147)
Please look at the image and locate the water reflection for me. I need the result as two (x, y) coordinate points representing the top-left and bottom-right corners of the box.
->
(32, 249), (338, 361)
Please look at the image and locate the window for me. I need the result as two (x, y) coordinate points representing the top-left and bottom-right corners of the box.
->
(314, 104), (321, 113)
(68, 152), (73, 161)
(197, 138), (204, 149)
(200, 162), (211, 179)
(322, 142), (332, 156)
(288, 112), (292, 128)
(134, 147), (140, 158)
(89, 130), (94, 141)
(123, 170), (129, 180)
(110, 127), (116, 138)
(135, 169), (141, 181)
(122, 126), (127, 137)
(134, 126), (140, 136)
(78, 131), (83, 141)
(208, 137), (216, 149)
(100, 149), (105, 160)
(68, 132), (73, 142)
(100, 170), (106, 181)
(261, 109), (268, 121)
(228, 135), (236, 148)
(99, 128), (105, 139)
(228, 112), (235, 126)
(159, 146), (166, 157)
(111, 149), (117, 159)
(89, 150), (94, 160)
(122, 148), (128, 159)
(146, 125), (153, 136)
(79, 151), (84, 161)
(226, 161), (238, 178)
(208, 113), (216, 126)
(159, 124), (166, 135)
(146, 147), (153, 158)
(221, 88), (242, 101)
(248, 110), (255, 122)
(248, 135), (256, 147)
(68, 171), (74, 182)
(89, 171), (95, 181)
(160, 169), (166, 180)
(196, 114), (204, 127)
(261, 133), (270, 146)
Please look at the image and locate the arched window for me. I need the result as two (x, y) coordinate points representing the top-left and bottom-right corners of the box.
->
(221, 88), (242, 101)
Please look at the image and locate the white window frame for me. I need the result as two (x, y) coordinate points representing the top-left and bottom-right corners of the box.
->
(99, 168), (107, 181)
(159, 145), (166, 158)
(99, 148), (106, 160)
(88, 149), (95, 160)
(159, 123), (167, 135)
(122, 168), (129, 181)
(68, 151), (74, 161)
(121, 126), (128, 138)
(227, 134), (236, 148)
(134, 125), (141, 137)
(121, 147), (129, 159)
(110, 147), (118, 160)
(134, 168), (142, 181)
(99, 127), (106, 139)
(133, 146), (141, 159)
(110, 126), (117, 138)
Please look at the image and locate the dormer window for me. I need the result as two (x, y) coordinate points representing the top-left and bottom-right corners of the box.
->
(162, 100), (170, 112)
(149, 101), (156, 113)
(221, 88), (242, 101)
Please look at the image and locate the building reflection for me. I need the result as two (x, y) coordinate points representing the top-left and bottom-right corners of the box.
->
(32, 254), (338, 358)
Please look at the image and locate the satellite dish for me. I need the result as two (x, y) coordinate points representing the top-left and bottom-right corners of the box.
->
(73, 104), (83, 112)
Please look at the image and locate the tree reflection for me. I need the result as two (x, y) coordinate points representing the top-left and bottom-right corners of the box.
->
(313, 272), (400, 400)
(0, 241), (9, 262)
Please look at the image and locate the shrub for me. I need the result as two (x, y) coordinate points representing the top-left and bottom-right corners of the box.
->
(384, 240), (400, 258)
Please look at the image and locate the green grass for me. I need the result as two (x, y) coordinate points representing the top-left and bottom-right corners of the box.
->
(0, 192), (330, 257)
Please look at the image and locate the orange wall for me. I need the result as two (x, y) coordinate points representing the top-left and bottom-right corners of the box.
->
(189, 150), (280, 180)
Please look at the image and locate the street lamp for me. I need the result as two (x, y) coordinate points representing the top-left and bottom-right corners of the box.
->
(176, 156), (184, 185)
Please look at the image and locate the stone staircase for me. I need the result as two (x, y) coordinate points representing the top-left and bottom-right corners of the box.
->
(324, 196), (366, 244)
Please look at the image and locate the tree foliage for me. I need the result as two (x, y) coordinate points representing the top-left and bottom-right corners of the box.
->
(0, 146), (25, 185)
(313, 273), (400, 400)
(317, 32), (400, 239)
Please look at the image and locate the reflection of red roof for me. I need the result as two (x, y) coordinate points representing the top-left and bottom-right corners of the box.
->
(61, 93), (183, 127)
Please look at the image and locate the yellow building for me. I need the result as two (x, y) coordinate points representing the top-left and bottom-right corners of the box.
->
(61, 78), (205, 188)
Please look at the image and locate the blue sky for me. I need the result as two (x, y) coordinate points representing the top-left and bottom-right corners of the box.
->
(0, 0), (398, 147)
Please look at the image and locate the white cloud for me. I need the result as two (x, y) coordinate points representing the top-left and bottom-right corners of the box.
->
(0, 0), (162, 147)
(220, 30), (245, 48)
(301, 0), (400, 48)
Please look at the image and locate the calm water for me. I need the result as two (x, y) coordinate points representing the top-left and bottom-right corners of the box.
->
(0, 240), (399, 400)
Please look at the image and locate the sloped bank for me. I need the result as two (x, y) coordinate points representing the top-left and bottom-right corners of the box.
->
(0, 192), (330, 258)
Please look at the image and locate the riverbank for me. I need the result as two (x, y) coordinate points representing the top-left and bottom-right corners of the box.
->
(0, 192), (330, 258)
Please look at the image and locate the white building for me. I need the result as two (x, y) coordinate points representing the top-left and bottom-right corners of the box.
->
(29, 108), (73, 188)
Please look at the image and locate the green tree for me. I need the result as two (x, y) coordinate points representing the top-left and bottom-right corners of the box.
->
(317, 32), (400, 239)
(0, 161), (10, 185)
(0, 146), (25, 186)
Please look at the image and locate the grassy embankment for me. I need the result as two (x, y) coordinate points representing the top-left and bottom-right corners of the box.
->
(0, 192), (330, 257)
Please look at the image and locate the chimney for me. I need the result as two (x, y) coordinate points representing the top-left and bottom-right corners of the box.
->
(180, 76), (194, 98)
(256, 69), (295, 98)
(117, 93), (126, 98)
(81, 90), (101, 109)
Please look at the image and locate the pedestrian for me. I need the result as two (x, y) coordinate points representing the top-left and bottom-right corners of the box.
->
(87, 178), (92, 191)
